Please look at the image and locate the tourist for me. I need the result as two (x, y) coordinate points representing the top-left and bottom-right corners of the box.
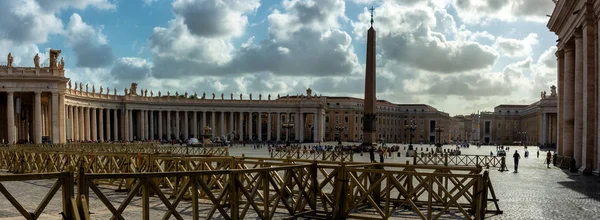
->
(513, 150), (521, 173)
(537, 150), (540, 158)
(369, 146), (375, 163)
(546, 151), (552, 168)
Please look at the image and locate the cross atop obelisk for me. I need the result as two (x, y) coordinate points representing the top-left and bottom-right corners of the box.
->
(362, 6), (377, 148)
(369, 6), (375, 27)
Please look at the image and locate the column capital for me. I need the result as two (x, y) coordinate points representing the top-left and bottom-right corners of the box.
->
(34, 91), (42, 94)
(555, 49), (564, 58)
(573, 28), (583, 39)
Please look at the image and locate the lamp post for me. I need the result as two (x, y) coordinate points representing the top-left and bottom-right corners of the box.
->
(308, 123), (313, 143)
(435, 125), (444, 148)
(405, 119), (416, 151)
(282, 119), (294, 146)
(202, 125), (212, 146)
(335, 123), (345, 150)
(517, 131), (527, 147)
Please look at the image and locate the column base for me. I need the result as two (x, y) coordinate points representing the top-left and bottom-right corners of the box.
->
(592, 168), (600, 176)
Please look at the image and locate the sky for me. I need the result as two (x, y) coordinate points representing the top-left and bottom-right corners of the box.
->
(0, 0), (558, 116)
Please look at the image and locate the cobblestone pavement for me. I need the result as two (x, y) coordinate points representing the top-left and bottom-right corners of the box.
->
(1, 143), (599, 219)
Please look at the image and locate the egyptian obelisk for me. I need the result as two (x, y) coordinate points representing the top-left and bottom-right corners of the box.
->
(363, 7), (377, 147)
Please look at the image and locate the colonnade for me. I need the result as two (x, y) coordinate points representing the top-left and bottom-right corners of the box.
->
(64, 107), (325, 143)
(4, 91), (65, 145)
(555, 24), (598, 172)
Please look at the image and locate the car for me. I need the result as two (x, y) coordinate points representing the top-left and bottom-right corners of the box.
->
(187, 138), (200, 145)
(497, 149), (506, 156)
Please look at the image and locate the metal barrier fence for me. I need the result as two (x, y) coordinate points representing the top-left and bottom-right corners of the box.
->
(554, 155), (573, 169)
(6, 143), (227, 155)
(413, 153), (504, 168)
(0, 149), (502, 219)
(270, 149), (354, 161)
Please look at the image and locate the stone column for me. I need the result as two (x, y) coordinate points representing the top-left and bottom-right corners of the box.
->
(145, 110), (150, 140)
(211, 111), (216, 137)
(239, 112), (244, 141)
(51, 92), (59, 143)
(541, 113), (547, 144)
(562, 43), (575, 158)
(220, 111), (225, 137)
(257, 112), (262, 141)
(140, 110), (145, 140)
(574, 32), (584, 166)
(166, 111), (171, 140)
(582, 21), (596, 172)
(158, 111), (163, 140)
(6, 92), (15, 144)
(85, 107), (91, 141)
(175, 111), (180, 140)
(248, 112), (253, 141)
(277, 113), (281, 141)
(313, 113), (319, 143)
(192, 111), (197, 138)
(74, 107), (80, 141)
(201, 111), (206, 136)
(267, 113), (272, 141)
(104, 109), (110, 141)
(67, 106), (73, 141)
(98, 108), (104, 142)
(183, 111), (189, 140)
(113, 109), (118, 141)
(148, 110), (154, 140)
(123, 109), (129, 141)
(299, 112), (304, 142)
(557, 49), (564, 154)
(34, 91), (42, 144)
(130, 110), (134, 141)
(229, 111), (234, 139)
(91, 108), (97, 141)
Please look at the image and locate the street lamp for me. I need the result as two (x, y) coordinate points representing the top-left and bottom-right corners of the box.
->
(405, 119), (416, 151)
(202, 125), (212, 146)
(282, 119), (294, 146)
(435, 125), (444, 148)
(334, 123), (345, 146)
(517, 131), (527, 146)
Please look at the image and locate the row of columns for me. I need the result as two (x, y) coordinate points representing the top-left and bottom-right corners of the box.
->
(557, 21), (598, 172)
(5, 91), (65, 144)
(64, 108), (326, 143)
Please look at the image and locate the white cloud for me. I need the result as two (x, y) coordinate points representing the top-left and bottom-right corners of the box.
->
(452, 0), (555, 24)
(172, 0), (260, 38)
(493, 33), (539, 57)
(65, 13), (114, 68)
(352, 1), (498, 73)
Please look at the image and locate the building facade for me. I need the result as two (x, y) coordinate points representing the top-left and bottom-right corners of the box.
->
(475, 95), (557, 146)
(0, 50), (558, 150)
(548, 0), (600, 173)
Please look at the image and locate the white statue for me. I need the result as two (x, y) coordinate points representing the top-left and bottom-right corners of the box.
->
(259, 94), (262, 100)
(221, 93), (224, 100)
(7, 53), (13, 68)
(550, 85), (557, 97)
(268, 94), (271, 100)
(249, 93), (253, 100)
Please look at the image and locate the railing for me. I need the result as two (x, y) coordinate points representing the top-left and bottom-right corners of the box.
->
(270, 149), (354, 161)
(78, 164), (317, 219)
(0, 152), (502, 219)
(414, 153), (504, 167)
(0, 171), (77, 220)
(555, 155), (573, 169)
(334, 163), (494, 219)
(7, 144), (229, 156)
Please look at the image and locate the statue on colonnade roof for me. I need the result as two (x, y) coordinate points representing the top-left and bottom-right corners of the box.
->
(129, 83), (138, 96)
(34, 53), (40, 68)
(7, 53), (13, 67)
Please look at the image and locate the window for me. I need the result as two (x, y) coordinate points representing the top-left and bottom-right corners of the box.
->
(345, 116), (349, 123)
(325, 116), (329, 122)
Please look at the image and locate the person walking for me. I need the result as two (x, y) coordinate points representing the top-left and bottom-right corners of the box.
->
(513, 150), (521, 173)
(369, 146), (375, 163)
(537, 150), (540, 158)
(546, 151), (552, 168)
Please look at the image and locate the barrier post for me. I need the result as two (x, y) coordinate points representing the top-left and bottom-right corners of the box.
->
(62, 165), (75, 220)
